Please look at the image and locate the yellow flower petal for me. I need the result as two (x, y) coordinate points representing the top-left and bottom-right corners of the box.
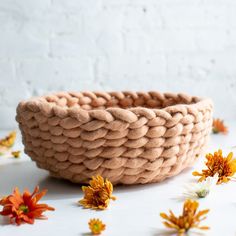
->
(160, 199), (209, 234)
(11, 151), (21, 158)
(0, 131), (16, 148)
(88, 218), (106, 235)
(193, 150), (236, 184)
(79, 175), (116, 210)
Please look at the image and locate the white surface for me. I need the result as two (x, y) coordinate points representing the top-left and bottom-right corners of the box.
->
(0, 122), (236, 236)
(1, 0), (236, 128)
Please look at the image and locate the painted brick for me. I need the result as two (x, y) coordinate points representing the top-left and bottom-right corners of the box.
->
(0, 0), (235, 128)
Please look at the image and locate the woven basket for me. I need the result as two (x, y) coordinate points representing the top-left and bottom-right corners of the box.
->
(16, 91), (213, 185)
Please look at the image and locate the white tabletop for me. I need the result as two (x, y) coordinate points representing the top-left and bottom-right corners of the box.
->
(0, 122), (236, 236)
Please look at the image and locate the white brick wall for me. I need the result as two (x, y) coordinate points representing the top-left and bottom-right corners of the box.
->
(0, 0), (236, 129)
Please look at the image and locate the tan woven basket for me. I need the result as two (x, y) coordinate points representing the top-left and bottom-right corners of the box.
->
(16, 91), (213, 185)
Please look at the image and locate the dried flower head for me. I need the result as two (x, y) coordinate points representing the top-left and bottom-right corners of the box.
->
(212, 118), (228, 134)
(88, 218), (106, 235)
(11, 151), (21, 158)
(193, 149), (236, 184)
(0, 131), (20, 158)
(183, 174), (218, 199)
(0, 186), (54, 225)
(160, 199), (209, 235)
(0, 131), (16, 148)
(79, 175), (116, 210)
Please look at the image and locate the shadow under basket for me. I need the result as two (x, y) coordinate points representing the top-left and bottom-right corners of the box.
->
(16, 91), (213, 185)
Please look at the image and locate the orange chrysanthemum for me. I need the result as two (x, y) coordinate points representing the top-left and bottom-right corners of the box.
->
(193, 149), (236, 184)
(88, 218), (106, 235)
(212, 118), (228, 134)
(0, 131), (16, 148)
(0, 186), (54, 225)
(160, 199), (209, 235)
(79, 175), (116, 210)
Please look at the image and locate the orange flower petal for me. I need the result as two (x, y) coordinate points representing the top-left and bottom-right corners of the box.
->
(0, 186), (54, 225)
(212, 119), (228, 134)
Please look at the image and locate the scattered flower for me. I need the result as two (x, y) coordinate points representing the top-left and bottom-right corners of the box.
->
(183, 175), (218, 199)
(0, 131), (16, 148)
(79, 175), (116, 210)
(0, 186), (54, 225)
(0, 131), (21, 159)
(0, 149), (21, 159)
(11, 151), (21, 158)
(193, 149), (236, 184)
(212, 118), (228, 134)
(160, 199), (209, 235)
(88, 218), (106, 235)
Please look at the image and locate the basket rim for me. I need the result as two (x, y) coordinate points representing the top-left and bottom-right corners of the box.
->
(17, 91), (213, 121)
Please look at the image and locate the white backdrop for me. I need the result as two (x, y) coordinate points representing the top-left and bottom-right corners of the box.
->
(0, 0), (236, 129)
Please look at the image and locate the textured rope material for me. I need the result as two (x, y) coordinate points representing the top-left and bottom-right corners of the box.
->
(16, 91), (213, 185)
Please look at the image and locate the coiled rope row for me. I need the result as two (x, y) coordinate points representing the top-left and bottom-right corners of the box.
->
(16, 91), (213, 184)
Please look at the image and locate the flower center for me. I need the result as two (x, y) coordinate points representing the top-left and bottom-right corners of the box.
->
(93, 223), (100, 232)
(196, 189), (209, 198)
(19, 204), (29, 213)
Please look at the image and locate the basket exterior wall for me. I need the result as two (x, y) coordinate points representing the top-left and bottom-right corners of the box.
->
(16, 92), (213, 185)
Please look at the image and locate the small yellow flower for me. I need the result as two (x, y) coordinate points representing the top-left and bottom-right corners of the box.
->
(11, 151), (21, 158)
(193, 149), (236, 184)
(79, 175), (116, 210)
(0, 131), (16, 148)
(88, 218), (106, 235)
(212, 118), (228, 134)
(160, 199), (209, 235)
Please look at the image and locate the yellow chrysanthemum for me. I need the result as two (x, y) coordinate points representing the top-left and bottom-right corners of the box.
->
(11, 151), (21, 158)
(79, 175), (116, 210)
(0, 131), (16, 148)
(160, 199), (209, 235)
(193, 149), (236, 184)
(88, 218), (106, 235)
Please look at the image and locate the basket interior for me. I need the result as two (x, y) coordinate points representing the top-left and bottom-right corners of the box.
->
(43, 92), (201, 111)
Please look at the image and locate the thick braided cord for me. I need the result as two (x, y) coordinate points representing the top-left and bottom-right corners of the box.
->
(16, 91), (213, 184)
